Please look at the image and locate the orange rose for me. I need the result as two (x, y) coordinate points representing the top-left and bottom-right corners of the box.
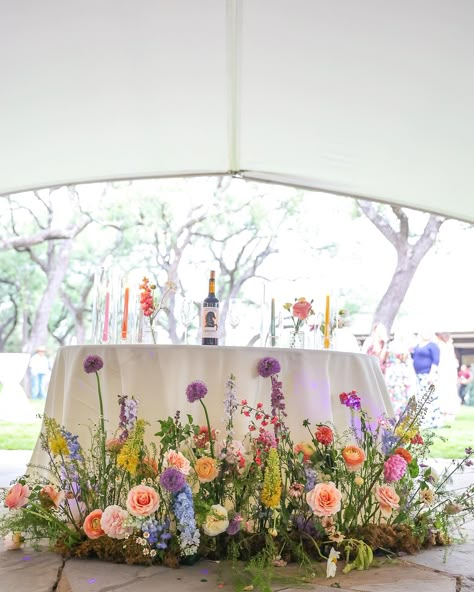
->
(394, 447), (412, 465)
(342, 445), (365, 472)
(83, 509), (105, 539)
(195, 457), (219, 482)
(294, 442), (315, 463)
(375, 485), (400, 517)
(306, 482), (342, 517)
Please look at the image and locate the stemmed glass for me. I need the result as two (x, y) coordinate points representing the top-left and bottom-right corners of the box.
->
(227, 299), (241, 345)
(181, 298), (195, 344)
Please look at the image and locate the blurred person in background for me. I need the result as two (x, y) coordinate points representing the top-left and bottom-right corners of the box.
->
(458, 363), (472, 405)
(412, 329), (440, 426)
(385, 331), (417, 418)
(29, 345), (50, 400)
(362, 322), (389, 375)
(435, 332), (460, 423)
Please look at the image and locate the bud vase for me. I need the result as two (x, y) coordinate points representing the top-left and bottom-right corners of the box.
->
(289, 330), (305, 349)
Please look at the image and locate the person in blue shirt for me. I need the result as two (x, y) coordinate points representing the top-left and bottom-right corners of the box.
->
(412, 330), (440, 426)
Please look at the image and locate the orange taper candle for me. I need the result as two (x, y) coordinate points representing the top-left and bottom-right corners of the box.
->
(121, 286), (130, 340)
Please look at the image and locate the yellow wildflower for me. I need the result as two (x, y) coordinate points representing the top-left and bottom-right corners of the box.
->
(49, 435), (69, 456)
(261, 448), (282, 509)
(395, 417), (419, 443)
(117, 419), (146, 476)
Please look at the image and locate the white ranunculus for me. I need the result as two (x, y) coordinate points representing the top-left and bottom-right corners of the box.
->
(202, 504), (229, 537)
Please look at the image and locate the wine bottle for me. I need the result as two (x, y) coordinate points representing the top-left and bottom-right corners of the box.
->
(201, 270), (219, 345)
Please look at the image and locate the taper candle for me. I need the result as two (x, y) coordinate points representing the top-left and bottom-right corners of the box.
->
(121, 286), (130, 340)
(324, 294), (330, 349)
(102, 291), (110, 342)
(270, 297), (276, 346)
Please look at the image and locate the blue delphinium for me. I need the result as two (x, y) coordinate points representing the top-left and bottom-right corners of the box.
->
(172, 484), (200, 556)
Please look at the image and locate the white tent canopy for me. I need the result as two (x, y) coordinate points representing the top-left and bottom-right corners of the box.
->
(2, 1), (474, 222)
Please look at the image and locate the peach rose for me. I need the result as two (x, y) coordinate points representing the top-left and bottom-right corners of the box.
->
(294, 442), (315, 463)
(195, 457), (219, 482)
(4, 483), (30, 510)
(163, 450), (191, 475)
(375, 485), (400, 517)
(342, 445), (366, 472)
(306, 482), (342, 517)
(83, 509), (105, 539)
(292, 298), (312, 320)
(40, 485), (65, 509)
(126, 485), (160, 517)
(100, 505), (133, 539)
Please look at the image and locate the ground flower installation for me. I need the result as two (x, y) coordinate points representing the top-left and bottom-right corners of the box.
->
(1, 354), (473, 582)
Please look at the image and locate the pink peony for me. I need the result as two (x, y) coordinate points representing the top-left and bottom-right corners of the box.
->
(4, 483), (30, 510)
(163, 450), (191, 475)
(100, 505), (133, 539)
(383, 455), (407, 483)
(126, 485), (160, 517)
(306, 482), (342, 517)
(40, 485), (65, 508)
(83, 509), (105, 539)
(375, 485), (400, 516)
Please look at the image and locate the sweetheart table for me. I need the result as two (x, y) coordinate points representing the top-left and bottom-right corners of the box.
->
(29, 344), (393, 467)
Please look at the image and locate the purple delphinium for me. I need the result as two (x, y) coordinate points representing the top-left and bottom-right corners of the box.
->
(186, 380), (208, 403)
(257, 357), (281, 378)
(160, 467), (186, 493)
(226, 514), (242, 536)
(304, 466), (318, 491)
(270, 375), (287, 418)
(293, 514), (319, 538)
(83, 355), (104, 374)
(118, 395), (138, 442)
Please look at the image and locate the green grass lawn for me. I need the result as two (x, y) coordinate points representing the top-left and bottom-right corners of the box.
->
(0, 399), (44, 450)
(429, 405), (474, 458)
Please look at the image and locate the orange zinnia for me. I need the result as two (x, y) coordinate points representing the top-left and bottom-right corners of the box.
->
(394, 447), (412, 465)
(341, 445), (365, 472)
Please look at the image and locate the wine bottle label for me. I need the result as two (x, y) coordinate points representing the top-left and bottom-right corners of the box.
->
(202, 306), (219, 337)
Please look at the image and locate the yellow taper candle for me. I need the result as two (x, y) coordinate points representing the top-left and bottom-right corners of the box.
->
(324, 294), (330, 349)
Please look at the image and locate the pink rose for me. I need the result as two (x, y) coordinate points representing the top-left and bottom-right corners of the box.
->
(164, 450), (191, 475)
(83, 509), (105, 539)
(40, 485), (65, 509)
(126, 485), (160, 517)
(4, 483), (30, 510)
(100, 505), (133, 539)
(375, 485), (400, 517)
(292, 299), (312, 321)
(306, 482), (342, 517)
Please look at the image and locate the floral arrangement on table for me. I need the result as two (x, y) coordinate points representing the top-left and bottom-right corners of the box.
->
(283, 297), (314, 333)
(1, 355), (474, 583)
(139, 278), (176, 343)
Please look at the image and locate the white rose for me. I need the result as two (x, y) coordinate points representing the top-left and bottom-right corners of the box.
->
(202, 504), (229, 537)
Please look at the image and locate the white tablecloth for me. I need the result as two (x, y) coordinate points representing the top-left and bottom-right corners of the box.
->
(30, 344), (393, 467)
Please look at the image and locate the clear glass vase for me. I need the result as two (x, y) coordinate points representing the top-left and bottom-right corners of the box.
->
(289, 330), (305, 349)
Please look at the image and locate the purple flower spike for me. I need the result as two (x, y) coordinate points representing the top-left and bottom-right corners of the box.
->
(83, 355), (104, 374)
(257, 357), (281, 378)
(160, 467), (186, 493)
(186, 380), (208, 403)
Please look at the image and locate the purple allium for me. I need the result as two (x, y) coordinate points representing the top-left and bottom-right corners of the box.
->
(383, 454), (407, 482)
(186, 380), (208, 403)
(226, 514), (242, 536)
(83, 355), (104, 374)
(257, 357), (281, 378)
(160, 467), (186, 493)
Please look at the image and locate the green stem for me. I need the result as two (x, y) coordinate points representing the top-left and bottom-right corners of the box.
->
(95, 371), (107, 506)
(200, 399), (215, 459)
